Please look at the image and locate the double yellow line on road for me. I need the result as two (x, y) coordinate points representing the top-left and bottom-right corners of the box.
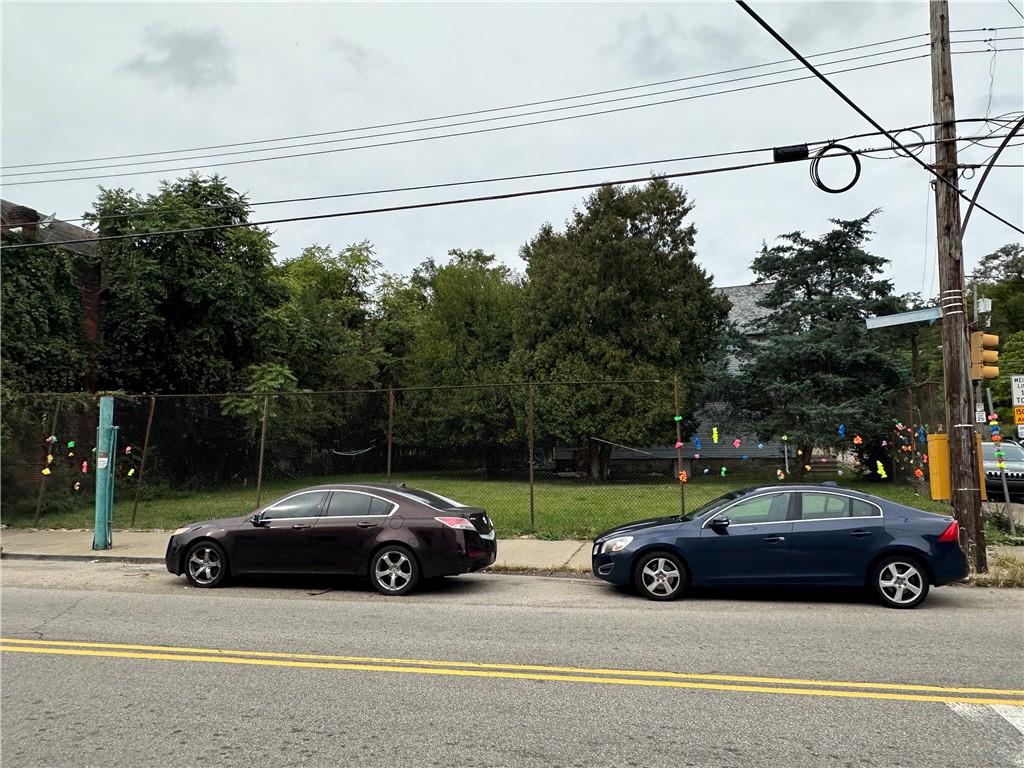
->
(3, 637), (1022, 707)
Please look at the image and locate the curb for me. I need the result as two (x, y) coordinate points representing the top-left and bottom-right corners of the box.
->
(1, 552), (165, 565)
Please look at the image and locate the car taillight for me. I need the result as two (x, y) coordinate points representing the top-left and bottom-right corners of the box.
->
(435, 516), (476, 530)
(938, 520), (959, 543)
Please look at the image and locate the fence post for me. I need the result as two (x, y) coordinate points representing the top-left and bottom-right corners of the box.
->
(255, 395), (269, 509)
(33, 399), (62, 527)
(907, 386), (915, 435)
(528, 383), (536, 532)
(673, 377), (685, 515)
(386, 388), (394, 482)
(130, 395), (156, 527)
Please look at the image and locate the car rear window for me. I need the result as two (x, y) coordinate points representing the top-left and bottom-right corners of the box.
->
(393, 488), (463, 510)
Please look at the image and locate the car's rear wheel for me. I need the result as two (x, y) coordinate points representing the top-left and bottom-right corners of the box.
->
(184, 541), (228, 588)
(872, 555), (929, 609)
(370, 545), (419, 596)
(634, 551), (687, 601)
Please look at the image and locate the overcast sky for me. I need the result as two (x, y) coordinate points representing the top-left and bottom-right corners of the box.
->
(2, 1), (1022, 296)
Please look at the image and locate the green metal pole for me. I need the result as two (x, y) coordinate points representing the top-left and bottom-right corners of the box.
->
(93, 396), (114, 550)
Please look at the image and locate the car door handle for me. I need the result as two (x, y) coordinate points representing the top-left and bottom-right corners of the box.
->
(291, 523), (311, 530)
(356, 521), (378, 529)
(762, 536), (786, 543)
(848, 530), (872, 537)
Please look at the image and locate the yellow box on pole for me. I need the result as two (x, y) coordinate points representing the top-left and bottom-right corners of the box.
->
(926, 433), (986, 502)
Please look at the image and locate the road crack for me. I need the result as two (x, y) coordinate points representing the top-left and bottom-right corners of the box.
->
(27, 595), (87, 640)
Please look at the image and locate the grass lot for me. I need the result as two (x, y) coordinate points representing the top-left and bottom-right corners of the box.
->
(3, 471), (955, 540)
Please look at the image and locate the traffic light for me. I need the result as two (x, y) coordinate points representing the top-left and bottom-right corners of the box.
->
(970, 332), (999, 380)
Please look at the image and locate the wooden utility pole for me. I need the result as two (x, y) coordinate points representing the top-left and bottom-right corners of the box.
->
(930, 0), (986, 572)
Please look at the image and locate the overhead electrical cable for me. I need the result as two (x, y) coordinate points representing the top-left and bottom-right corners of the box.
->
(6, 27), (1019, 171)
(5, 41), (992, 177)
(0, 138), (1009, 252)
(734, 1), (1024, 236)
(49, 119), (1016, 226)
(5, 46), (1020, 188)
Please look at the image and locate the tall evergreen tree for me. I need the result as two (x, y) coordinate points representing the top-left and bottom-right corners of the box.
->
(515, 179), (730, 479)
(734, 212), (909, 474)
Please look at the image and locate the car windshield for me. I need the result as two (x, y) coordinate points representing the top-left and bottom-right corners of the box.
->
(983, 442), (1024, 461)
(678, 488), (754, 522)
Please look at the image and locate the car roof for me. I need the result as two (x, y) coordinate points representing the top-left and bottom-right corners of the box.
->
(734, 483), (877, 498)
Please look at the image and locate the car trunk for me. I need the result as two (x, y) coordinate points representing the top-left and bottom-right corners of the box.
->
(457, 507), (493, 535)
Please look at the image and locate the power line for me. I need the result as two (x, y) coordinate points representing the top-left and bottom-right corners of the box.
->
(0, 151), (881, 252)
(1007, 0), (1024, 22)
(6, 47), (1019, 188)
(0, 138), (1003, 252)
(5, 41), (950, 178)
(734, 1), (1024, 236)
(15, 39), (1016, 178)
(7, 27), (1018, 172)
(48, 117), (999, 227)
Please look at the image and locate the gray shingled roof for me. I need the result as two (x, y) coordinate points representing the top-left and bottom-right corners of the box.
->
(718, 282), (774, 335)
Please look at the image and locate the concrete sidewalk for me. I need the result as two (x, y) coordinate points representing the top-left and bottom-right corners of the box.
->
(0, 529), (592, 572)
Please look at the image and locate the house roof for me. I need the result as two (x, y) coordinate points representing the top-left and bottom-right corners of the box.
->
(1, 199), (98, 256)
(718, 282), (774, 334)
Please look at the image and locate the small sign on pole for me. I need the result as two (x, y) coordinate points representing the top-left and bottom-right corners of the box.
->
(975, 404), (987, 424)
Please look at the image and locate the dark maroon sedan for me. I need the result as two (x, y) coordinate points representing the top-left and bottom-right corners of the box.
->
(165, 484), (496, 595)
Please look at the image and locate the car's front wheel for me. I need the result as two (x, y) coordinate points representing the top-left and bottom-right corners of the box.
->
(184, 541), (229, 588)
(634, 551), (687, 601)
(872, 555), (930, 609)
(370, 545), (419, 596)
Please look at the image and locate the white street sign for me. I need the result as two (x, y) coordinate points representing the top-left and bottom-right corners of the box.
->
(975, 405), (986, 424)
(1018, 424), (1024, 439)
(1012, 375), (1024, 407)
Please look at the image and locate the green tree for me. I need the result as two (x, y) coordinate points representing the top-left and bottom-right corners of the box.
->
(258, 242), (380, 390)
(515, 179), (730, 479)
(970, 242), (1024, 340)
(86, 174), (286, 393)
(390, 249), (524, 451)
(0, 233), (90, 392)
(734, 212), (909, 477)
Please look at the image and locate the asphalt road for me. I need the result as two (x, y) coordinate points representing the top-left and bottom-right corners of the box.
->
(1, 560), (1022, 768)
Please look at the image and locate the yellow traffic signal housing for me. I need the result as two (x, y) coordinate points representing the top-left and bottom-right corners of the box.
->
(927, 432), (987, 502)
(970, 332), (999, 380)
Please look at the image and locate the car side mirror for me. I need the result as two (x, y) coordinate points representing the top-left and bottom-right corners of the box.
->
(710, 516), (730, 530)
(251, 513), (268, 527)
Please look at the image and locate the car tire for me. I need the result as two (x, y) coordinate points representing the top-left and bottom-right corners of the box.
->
(183, 540), (229, 588)
(370, 545), (419, 596)
(633, 551), (688, 601)
(872, 554), (930, 609)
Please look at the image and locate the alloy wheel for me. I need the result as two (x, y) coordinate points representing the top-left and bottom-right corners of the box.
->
(187, 546), (222, 586)
(877, 561), (923, 605)
(375, 551), (413, 592)
(641, 557), (681, 597)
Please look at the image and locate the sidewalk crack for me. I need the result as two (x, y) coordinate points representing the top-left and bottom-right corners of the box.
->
(560, 542), (587, 569)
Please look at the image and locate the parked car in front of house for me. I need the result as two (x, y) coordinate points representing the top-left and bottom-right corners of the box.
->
(165, 484), (496, 595)
(592, 483), (967, 608)
(981, 440), (1024, 502)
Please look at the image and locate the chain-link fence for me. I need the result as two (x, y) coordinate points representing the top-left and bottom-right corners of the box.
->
(1, 381), (955, 538)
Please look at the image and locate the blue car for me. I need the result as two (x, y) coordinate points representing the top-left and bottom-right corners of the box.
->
(592, 483), (967, 608)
